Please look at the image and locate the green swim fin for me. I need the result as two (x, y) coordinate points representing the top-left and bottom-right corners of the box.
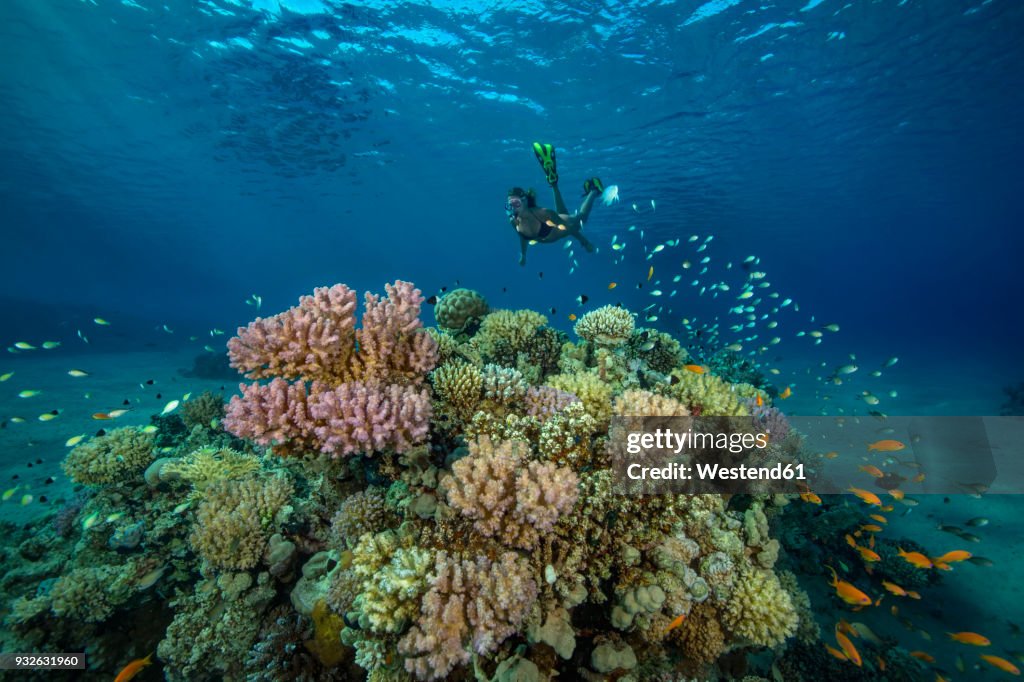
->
(582, 177), (605, 196)
(532, 142), (558, 186)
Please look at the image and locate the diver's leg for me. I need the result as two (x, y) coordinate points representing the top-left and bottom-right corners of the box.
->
(568, 217), (595, 252)
(552, 184), (568, 215)
(577, 190), (599, 223)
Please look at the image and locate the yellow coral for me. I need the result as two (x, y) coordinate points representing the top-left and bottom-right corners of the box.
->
(478, 309), (547, 350)
(545, 372), (613, 428)
(351, 531), (433, 634)
(62, 427), (155, 485)
(190, 474), (294, 571)
(306, 599), (348, 667)
(612, 390), (690, 417)
(573, 305), (634, 346)
(666, 369), (750, 416)
(722, 564), (797, 647)
(431, 361), (483, 422)
(162, 447), (261, 492)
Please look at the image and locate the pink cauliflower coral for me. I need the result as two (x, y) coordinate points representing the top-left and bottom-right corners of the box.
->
(444, 437), (579, 549)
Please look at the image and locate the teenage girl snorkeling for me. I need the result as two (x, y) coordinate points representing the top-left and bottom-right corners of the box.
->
(506, 142), (604, 266)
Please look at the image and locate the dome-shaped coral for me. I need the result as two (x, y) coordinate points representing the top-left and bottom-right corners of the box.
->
(435, 288), (488, 331)
(62, 427), (155, 485)
(723, 565), (798, 647)
(574, 305), (635, 346)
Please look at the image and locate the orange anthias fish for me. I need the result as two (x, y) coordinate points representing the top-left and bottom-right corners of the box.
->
(824, 450), (839, 459)
(827, 566), (872, 606)
(607, 282), (617, 290)
(859, 465), (885, 478)
(835, 627), (862, 667)
(114, 653), (153, 682)
(881, 580), (907, 597)
(910, 651), (936, 663)
(568, 314), (577, 321)
(889, 489), (905, 500)
(92, 412), (114, 420)
(980, 655), (1021, 675)
(664, 613), (686, 634)
(847, 487), (882, 506)
(825, 644), (847, 661)
(860, 524), (884, 533)
(897, 547), (933, 569)
(869, 514), (888, 524)
(683, 364), (706, 374)
(800, 491), (822, 505)
(779, 386), (792, 399)
(868, 439), (906, 452)
(855, 546), (881, 563)
(755, 394), (763, 407)
(933, 550), (972, 565)
(947, 632), (990, 646)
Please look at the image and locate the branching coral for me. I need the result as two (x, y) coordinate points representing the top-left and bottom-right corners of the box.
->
(444, 437), (579, 550)
(612, 389), (690, 417)
(665, 369), (750, 416)
(225, 281), (437, 459)
(545, 372), (614, 428)
(62, 427), (155, 485)
(161, 446), (261, 492)
(225, 379), (431, 457)
(49, 564), (134, 623)
(574, 305), (635, 346)
(722, 564), (798, 647)
(431, 361), (483, 422)
(398, 551), (538, 680)
(190, 474), (294, 571)
(331, 486), (396, 549)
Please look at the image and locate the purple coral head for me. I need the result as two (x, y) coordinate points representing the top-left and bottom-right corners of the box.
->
(746, 399), (790, 442)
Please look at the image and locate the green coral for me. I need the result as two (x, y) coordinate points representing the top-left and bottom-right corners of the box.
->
(625, 328), (686, 374)
(179, 391), (226, 430)
(62, 427), (155, 485)
(49, 564), (134, 623)
(161, 446), (261, 492)
(434, 288), (488, 331)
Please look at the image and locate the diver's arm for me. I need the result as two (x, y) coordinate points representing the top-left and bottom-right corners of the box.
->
(519, 235), (528, 266)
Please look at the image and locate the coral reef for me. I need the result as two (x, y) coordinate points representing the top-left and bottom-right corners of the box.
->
(8, 280), (821, 681)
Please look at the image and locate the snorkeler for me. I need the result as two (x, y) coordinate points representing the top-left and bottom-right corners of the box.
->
(506, 142), (603, 266)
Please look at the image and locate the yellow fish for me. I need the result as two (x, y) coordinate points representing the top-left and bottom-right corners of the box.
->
(65, 435), (86, 447)
(18, 390), (41, 398)
(14, 342), (36, 350)
(94, 318), (111, 326)
(0, 372), (13, 381)
(647, 266), (654, 281)
(19, 494), (33, 506)
(42, 341), (61, 349)
(608, 282), (617, 290)
(161, 400), (180, 415)
(2, 486), (20, 501)
(38, 413), (58, 422)
(68, 369), (89, 377)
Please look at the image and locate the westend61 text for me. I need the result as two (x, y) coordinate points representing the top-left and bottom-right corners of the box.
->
(626, 462), (807, 481)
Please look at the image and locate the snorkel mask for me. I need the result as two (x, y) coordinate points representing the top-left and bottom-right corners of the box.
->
(506, 186), (534, 217)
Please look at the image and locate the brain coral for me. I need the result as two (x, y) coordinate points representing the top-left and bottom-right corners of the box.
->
(574, 305), (635, 346)
(434, 288), (488, 331)
(62, 427), (155, 485)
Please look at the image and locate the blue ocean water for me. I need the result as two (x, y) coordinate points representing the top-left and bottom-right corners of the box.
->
(2, 0), (1024, 680)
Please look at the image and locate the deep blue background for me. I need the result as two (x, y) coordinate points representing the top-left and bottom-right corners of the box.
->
(2, 0), (1022, 408)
